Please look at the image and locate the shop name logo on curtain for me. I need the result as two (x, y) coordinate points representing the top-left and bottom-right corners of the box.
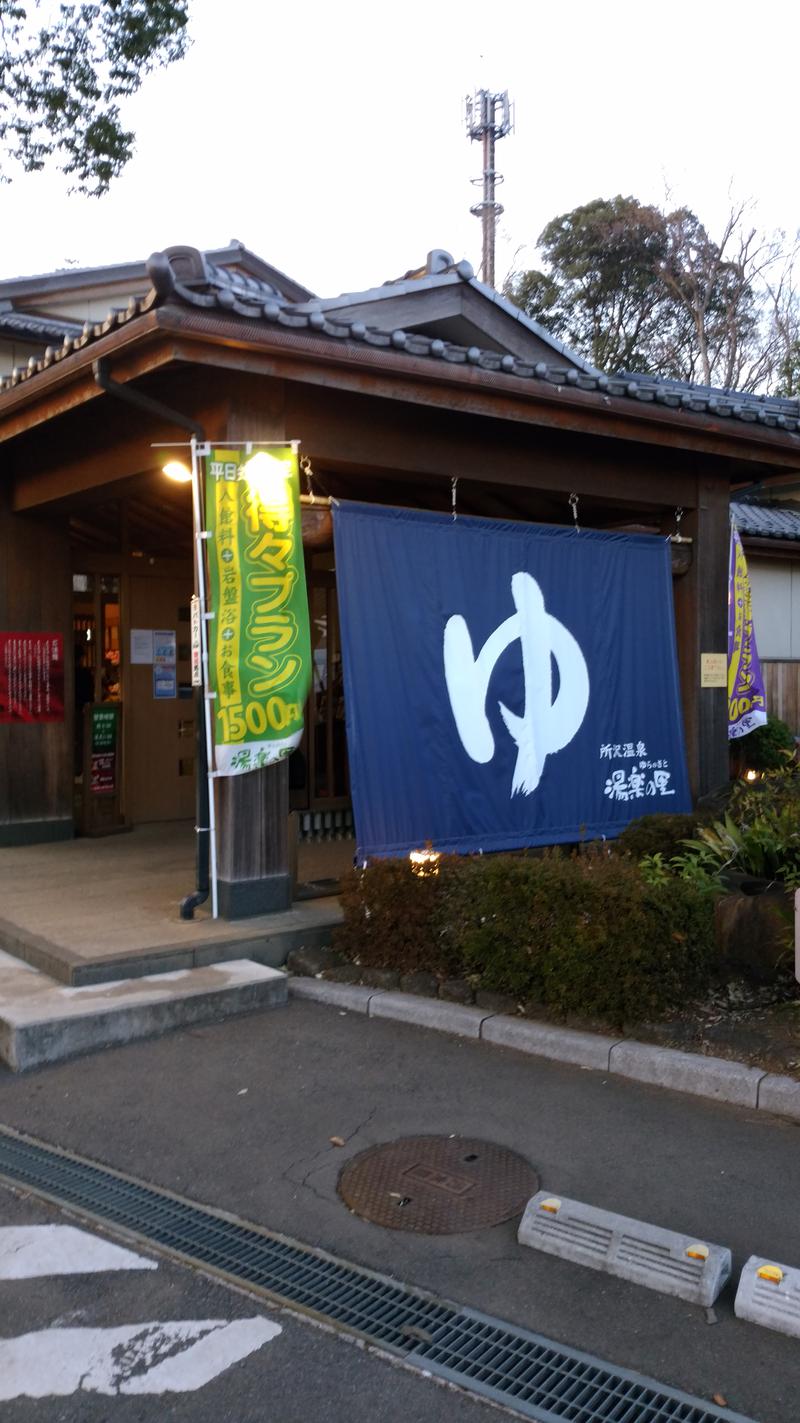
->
(728, 525), (767, 740)
(205, 446), (311, 776)
(444, 572), (589, 795)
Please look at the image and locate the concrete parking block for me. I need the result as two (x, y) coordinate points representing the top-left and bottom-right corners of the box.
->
(735, 1255), (800, 1338)
(288, 979), (377, 1013)
(609, 1042), (764, 1107)
(519, 1191), (731, 1307)
(368, 993), (488, 1038)
(757, 1074), (800, 1123)
(481, 1016), (620, 1070)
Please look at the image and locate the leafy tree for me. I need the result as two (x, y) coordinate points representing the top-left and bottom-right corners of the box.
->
(505, 195), (798, 393)
(504, 196), (670, 373)
(0, 2), (190, 195)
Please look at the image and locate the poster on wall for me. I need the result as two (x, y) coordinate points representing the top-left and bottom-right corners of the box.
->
(333, 502), (691, 859)
(152, 630), (177, 700)
(204, 445), (311, 776)
(0, 633), (64, 723)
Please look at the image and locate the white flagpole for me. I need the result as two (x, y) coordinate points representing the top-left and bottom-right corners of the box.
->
(190, 436), (218, 919)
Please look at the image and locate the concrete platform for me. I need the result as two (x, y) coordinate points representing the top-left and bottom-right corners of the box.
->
(0, 950), (288, 1071)
(0, 824), (343, 985)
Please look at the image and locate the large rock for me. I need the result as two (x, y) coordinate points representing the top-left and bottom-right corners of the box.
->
(286, 944), (343, 978)
(715, 890), (793, 983)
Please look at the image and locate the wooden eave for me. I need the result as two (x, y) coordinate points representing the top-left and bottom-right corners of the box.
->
(2, 302), (800, 477)
(740, 534), (800, 559)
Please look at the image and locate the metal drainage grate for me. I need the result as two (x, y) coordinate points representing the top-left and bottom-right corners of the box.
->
(0, 1125), (753, 1423)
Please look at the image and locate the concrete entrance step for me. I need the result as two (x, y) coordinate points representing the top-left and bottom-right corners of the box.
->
(0, 900), (341, 986)
(0, 951), (288, 1072)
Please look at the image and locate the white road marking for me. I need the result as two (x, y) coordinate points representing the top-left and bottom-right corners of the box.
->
(0, 1317), (281, 1398)
(0, 1224), (157, 1279)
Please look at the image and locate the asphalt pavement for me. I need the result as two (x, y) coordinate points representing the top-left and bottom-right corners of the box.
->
(0, 999), (798, 1421)
(0, 1187), (499, 1421)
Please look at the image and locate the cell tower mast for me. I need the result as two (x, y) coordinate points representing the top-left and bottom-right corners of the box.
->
(465, 90), (513, 289)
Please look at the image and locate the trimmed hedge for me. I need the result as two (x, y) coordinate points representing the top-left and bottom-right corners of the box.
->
(334, 849), (716, 1025)
(613, 813), (702, 861)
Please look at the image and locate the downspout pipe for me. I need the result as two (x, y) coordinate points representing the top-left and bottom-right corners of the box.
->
(92, 358), (211, 919)
(93, 357), (205, 440)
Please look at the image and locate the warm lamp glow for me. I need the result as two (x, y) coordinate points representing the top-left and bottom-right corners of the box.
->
(162, 459), (192, 484)
(242, 450), (292, 514)
(744, 769), (759, 782)
(410, 847), (441, 877)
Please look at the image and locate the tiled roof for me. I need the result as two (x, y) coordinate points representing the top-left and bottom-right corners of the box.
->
(3, 243), (800, 443)
(0, 309), (83, 341)
(731, 499), (800, 540)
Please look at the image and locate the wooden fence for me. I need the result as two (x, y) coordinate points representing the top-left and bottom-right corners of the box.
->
(763, 662), (800, 734)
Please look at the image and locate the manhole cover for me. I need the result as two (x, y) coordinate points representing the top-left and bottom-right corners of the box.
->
(338, 1136), (539, 1234)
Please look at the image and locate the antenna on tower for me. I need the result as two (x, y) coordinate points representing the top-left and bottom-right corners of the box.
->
(465, 89), (513, 289)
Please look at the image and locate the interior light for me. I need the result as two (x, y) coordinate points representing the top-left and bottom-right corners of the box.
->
(242, 450), (292, 515)
(162, 459), (192, 484)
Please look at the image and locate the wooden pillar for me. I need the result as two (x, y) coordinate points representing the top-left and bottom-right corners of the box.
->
(214, 378), (293, 918)
(672, 473), (730, 800)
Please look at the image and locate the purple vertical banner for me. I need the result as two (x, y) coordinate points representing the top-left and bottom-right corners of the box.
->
(728, 527), (767, 739)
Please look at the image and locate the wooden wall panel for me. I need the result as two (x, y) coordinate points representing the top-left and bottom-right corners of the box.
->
(763, 661), (800, 735)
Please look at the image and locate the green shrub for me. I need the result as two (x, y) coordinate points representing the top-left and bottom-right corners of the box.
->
(613, 813), (702, 861)
(731, 715), (796, 773)
(730, 761), (800, 820)
(335, 849), (717, 1025)
(335, 857), (459, 977)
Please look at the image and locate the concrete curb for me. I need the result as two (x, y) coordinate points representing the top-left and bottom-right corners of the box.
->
(369, 993), (489, 1038)
(287, 978), (800, 1122)
(609, 1041), (765, 1109)
(482, 1016), (619, 1071)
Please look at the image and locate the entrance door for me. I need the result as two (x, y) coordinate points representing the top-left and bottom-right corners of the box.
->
(127, 575), (195, 823)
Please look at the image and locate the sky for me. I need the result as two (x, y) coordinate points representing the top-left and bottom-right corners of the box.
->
(3, 0), (799, 298)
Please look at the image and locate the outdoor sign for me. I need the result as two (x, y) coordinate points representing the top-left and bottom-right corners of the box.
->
(333, 502), (691, 858)
(728, 527), (767, 739)
(82, 703), (124, 835)
(89, 705), (119, 795)
(152, 629), (177, 700)
(204, 445), (311, 775)
(0, 633), (64, 723)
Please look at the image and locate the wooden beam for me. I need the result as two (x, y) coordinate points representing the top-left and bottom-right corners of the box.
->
(2, 302), (800, 477)
(151, 311), (800, 473)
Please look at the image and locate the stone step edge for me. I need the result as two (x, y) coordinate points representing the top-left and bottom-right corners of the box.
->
(288, 977), (798, 1121)
(1, 964), (288, 1072)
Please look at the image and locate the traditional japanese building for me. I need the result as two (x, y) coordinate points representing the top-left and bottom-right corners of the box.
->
(2, 241), (799, 916)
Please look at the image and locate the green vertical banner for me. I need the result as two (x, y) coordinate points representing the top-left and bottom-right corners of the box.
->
(205, 445), (311, 776)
